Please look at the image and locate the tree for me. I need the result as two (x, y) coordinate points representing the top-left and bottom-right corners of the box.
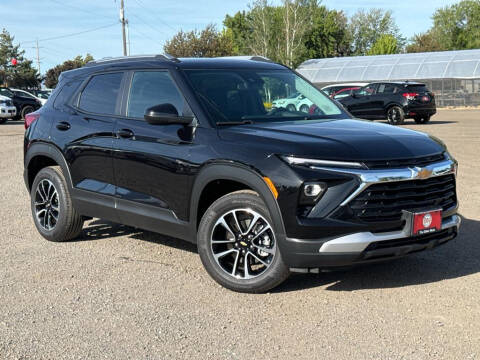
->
(0, 29), (41, 88)
(368, 34), (399, 55)
(223, 11), (252, 55)
(348, 9), (405, 55)
(44, 54), (93, 88)
(406, 31), (444, 53)
(163, 24), (233, 58)
(430, 0), (480, 50)
(301, 6), (350, 60)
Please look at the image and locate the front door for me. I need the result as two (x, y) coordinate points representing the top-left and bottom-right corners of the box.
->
(112, 70), (197, 235)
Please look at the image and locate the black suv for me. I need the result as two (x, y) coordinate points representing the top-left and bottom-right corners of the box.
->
(0, 87), (42, 120)
(24, 56), (459, 292)
(338, 82), (436, 125)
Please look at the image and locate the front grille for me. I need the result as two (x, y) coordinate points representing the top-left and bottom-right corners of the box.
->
(349, 174), (456, 224)
(363, 153), (445, 169)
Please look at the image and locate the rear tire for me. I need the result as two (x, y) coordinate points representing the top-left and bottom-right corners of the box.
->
(299, 104), (309, 113)
(286, 104), (296, 112)
(387, 106), (405, 125)
(21, 105), (35, 120)
(31, 166), (84, 242)
(197, 190), (290, 293)
(414, 115), (431, 124)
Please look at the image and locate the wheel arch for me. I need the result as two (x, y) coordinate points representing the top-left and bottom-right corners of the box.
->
(190, 163), (286, 240)
(25, 142), (73, 192)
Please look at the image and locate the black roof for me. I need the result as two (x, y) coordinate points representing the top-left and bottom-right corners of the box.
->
(369, 81), (426, 86)
(61, 55), (287, 80)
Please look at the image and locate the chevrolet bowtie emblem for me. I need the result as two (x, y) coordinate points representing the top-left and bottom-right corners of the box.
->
(416, 167), (433, 179)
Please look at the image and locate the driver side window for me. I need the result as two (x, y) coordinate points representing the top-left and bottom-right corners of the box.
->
(127, 71), (189, 119)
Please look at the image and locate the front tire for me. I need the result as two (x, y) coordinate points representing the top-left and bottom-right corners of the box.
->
(0, 118), (7, 124)
(387, 105), (405, 125)
(197, 190), (290, 293)
(30, 166), (84, 242)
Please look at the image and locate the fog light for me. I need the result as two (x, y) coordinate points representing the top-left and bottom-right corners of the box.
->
(304, 182), (326, 197)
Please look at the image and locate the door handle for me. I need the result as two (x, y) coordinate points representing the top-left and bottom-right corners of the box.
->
(117, 128), (134, 139)
(56, 121), (71, 131)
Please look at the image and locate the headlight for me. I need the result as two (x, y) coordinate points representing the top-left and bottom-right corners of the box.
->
(281, 155), (366, 169)
(0, 101), (5, 106)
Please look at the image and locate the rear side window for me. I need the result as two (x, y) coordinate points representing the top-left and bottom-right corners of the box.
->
(127, 71), (187, 118)
(377, 84), (397, 94)
(53, 79), (82, 110)
(79, 72), (123, 115)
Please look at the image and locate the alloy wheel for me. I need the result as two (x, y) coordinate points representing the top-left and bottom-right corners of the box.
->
(34, 179), (60, 231)
(210, 208), (276, 280)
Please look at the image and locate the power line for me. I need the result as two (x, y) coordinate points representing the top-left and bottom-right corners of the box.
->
(48, 0), (113, 20)
(21, 23), (118, 44)
(132, 0), (177, 32)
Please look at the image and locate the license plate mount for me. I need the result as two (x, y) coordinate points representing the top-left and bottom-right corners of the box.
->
(410, 209), (442, 236)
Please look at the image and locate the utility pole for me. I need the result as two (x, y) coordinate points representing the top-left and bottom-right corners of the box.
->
(120, 0), (128, 56)
(35, 38), (41, 75)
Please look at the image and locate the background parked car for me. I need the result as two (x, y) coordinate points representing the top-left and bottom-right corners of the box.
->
(31, 89), (52, 102)
(0, 87), (42, 120)
(11, 88), (47, 105)
(321, 83), (369, 98)
(0, 94), (17, 124)
(338, 82), (436, 125)
(272, 92), (313, 113)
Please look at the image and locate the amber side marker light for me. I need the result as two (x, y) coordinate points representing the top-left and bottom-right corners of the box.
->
(263, 177), (278, 199)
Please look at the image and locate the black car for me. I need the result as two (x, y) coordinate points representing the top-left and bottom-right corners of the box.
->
(23, 56), (459, 293)
(339, 82), (436, 125)
(0, 87), (42, 120)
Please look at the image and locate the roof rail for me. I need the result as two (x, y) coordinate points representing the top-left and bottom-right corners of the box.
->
(216, 55), (273, 63)
(85, 54), (180, 67)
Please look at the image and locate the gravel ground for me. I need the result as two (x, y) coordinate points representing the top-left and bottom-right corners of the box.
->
(0, 110), (479, 360)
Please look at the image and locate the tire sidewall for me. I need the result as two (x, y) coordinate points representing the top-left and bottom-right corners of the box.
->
(197, 191), (289, 292)
(21, 105), (35, 120)
(30, 167), (72, 242)
(387, 105), (405, 125)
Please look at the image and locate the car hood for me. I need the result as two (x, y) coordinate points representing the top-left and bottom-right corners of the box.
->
(218, 118), (445, 161)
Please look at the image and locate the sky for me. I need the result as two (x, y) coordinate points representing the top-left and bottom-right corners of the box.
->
(0, 0), (457, 75)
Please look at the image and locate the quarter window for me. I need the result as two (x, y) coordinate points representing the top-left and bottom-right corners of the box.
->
(78, 72), (123, 115)
(127, 71), (187, 119)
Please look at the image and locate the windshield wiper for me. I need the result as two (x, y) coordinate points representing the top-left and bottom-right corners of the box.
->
(215, 120), (254, 126)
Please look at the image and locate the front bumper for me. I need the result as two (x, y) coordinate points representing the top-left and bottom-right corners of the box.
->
(0, 106), (16, 118)
(284, 215), (460, 269)
(279, 155), (459, 269)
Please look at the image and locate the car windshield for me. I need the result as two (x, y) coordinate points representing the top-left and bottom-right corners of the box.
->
(184, 69), (345, 125)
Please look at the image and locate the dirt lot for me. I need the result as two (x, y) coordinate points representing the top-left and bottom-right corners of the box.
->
(1, 110), (479, 360)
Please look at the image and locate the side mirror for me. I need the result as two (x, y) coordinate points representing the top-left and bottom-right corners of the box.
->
(350, 90), (358, 98)
(144, 103), (193, 125)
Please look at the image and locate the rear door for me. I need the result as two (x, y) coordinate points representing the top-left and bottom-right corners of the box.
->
(375, 83), (399, 116)
(51, 71), (125, 220)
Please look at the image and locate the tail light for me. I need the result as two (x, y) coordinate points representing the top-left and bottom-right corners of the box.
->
(402, 92), (419, 100)
(24, 112), (40, 130)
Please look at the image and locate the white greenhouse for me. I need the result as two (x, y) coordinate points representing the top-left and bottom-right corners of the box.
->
(297, 49), (480, 107)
